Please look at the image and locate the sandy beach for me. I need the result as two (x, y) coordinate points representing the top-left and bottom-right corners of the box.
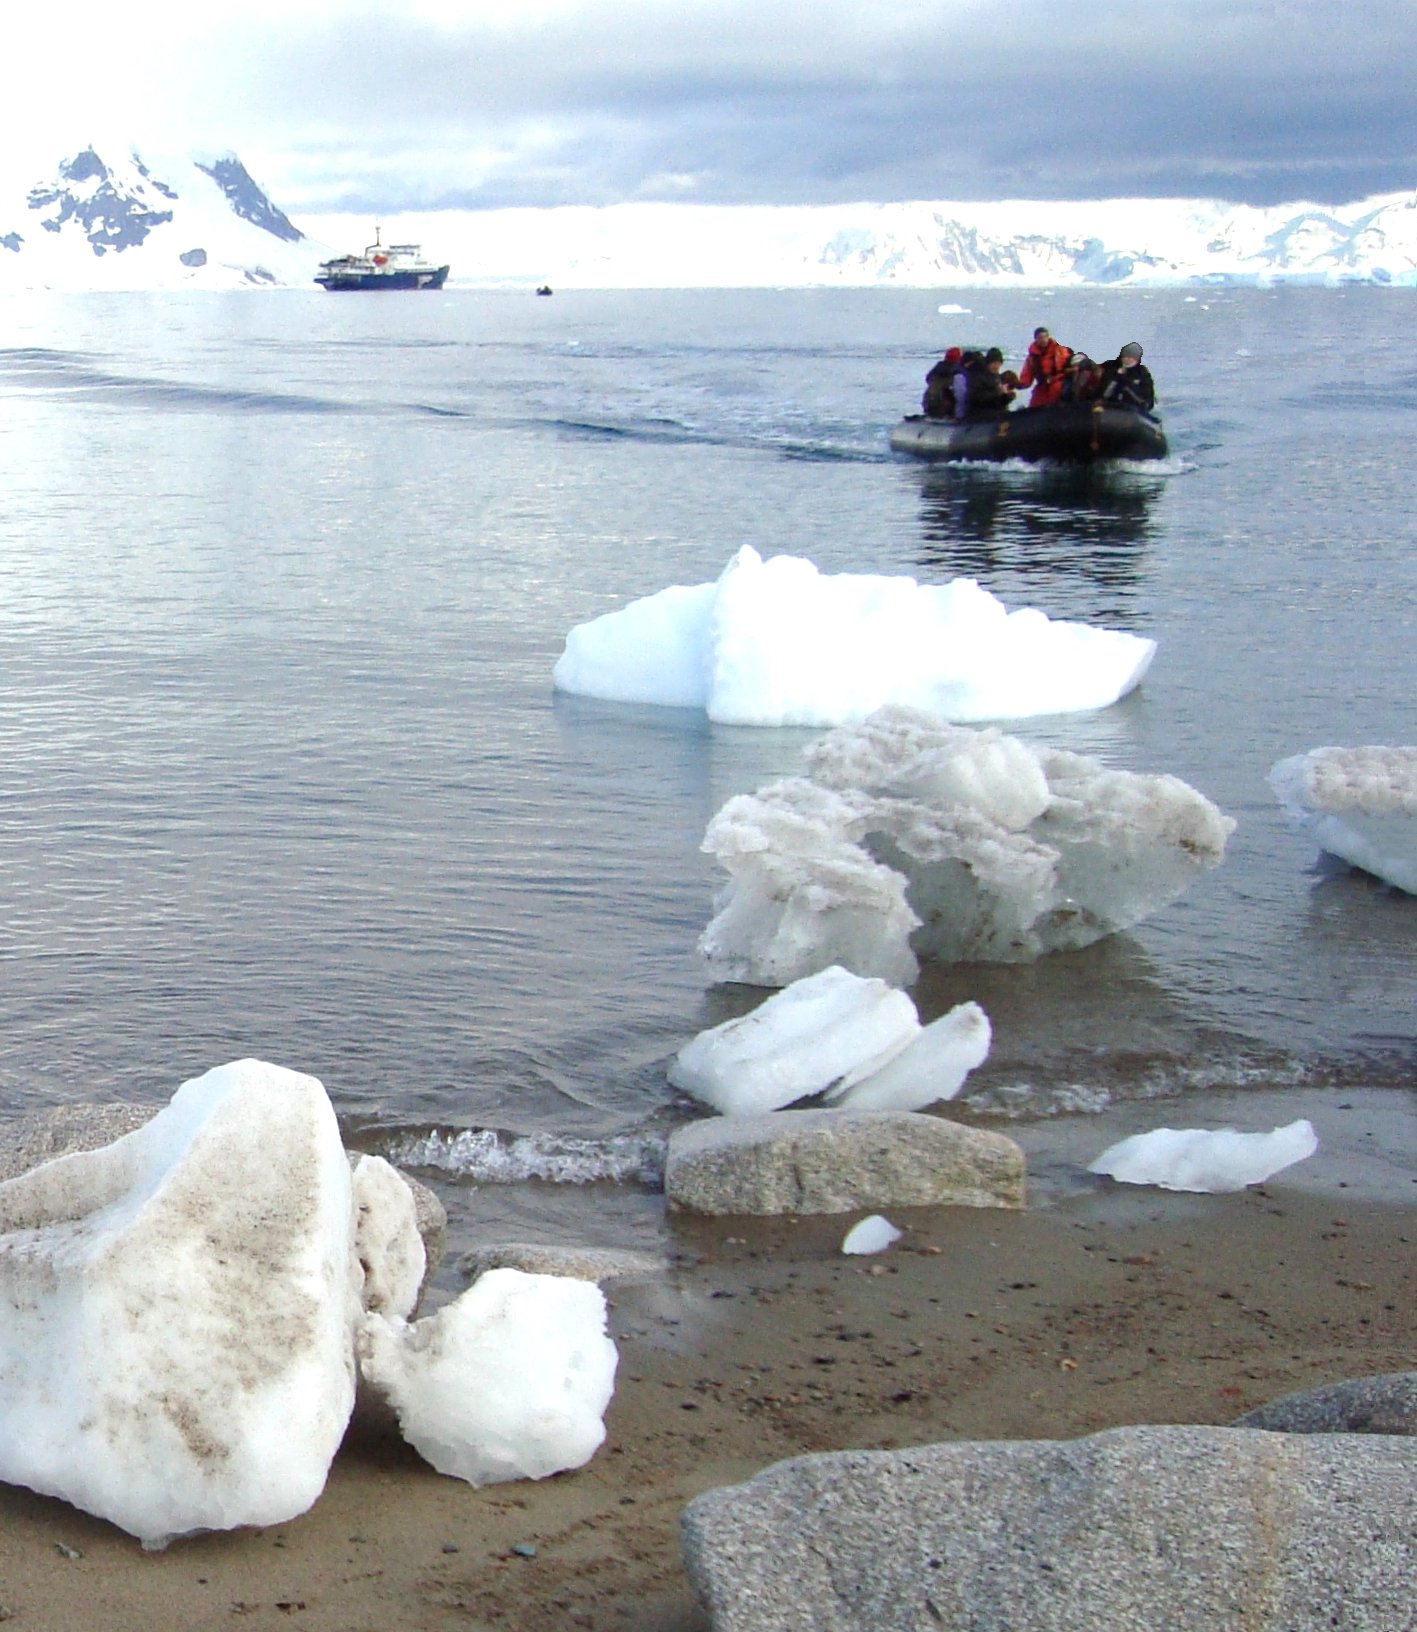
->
(0, 1087), (1411, 1631)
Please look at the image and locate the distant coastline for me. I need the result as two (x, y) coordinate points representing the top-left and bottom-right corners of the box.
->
(297, 188), (1417, 291)
(0, 142), (1413, 291)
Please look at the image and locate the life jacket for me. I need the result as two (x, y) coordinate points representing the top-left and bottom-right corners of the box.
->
(1019, 338), (1072, 407)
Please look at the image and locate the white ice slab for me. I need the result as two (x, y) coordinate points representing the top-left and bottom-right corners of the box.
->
(825, 1001), (991, 1110)
(1088, 1119), (1319, 1193)
(554, 547), (1156, 726)
(669, 965), (920, 1115)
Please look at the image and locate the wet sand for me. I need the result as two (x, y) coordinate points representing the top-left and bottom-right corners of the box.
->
(0, 1090), (1411, 1631)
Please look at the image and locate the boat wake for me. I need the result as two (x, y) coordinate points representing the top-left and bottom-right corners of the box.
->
(546, 413), (889, 463)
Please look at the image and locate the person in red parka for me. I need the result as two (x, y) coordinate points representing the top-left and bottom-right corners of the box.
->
(1018, 325), (1073, 408)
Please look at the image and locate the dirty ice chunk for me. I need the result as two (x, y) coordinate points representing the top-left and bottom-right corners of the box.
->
(0, 1059), (359, 1549)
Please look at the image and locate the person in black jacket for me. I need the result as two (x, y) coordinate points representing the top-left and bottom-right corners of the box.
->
(960, 347), (1019, 418)
(1099, 342), (1155, 411)
(921, 346), (962, 418)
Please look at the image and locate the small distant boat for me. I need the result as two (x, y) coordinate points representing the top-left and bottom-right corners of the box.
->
(890, 403), (1167, 464)
(314, 228), (449, 292)
(535, 285), (554, 297)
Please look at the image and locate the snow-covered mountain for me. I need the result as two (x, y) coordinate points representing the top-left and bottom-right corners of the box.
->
(4, 144), (1417, 290)
(0, 148), (331, 290)
(311, 190), (1417, 289)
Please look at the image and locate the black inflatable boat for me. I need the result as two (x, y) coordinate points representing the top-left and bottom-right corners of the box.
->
(889, 402), (1168, 464)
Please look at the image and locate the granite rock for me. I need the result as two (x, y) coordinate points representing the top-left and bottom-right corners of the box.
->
(681, 1425), (1417, 1632)
(665, 1108), (1024, 1215)
(1235, 1371), (1417, 1436)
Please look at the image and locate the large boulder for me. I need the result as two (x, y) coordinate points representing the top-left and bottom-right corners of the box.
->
(681, 1426), (1417, 1632)
(664, 1108), (1025, 1215)
(0, 1061), (360, 1548)
(1235, 1372), (1417, 1436)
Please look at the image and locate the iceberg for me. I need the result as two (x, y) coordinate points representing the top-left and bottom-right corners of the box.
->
(1088, 1120), (1319, 1193)
(699, 706), (1235, 986)
(1269, 745), (1417, 893)
(553, 547), (1156, 726)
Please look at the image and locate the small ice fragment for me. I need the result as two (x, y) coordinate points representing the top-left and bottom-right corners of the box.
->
(842, 1215), (902, 1255)
(1088, 1119), (1319, 1193)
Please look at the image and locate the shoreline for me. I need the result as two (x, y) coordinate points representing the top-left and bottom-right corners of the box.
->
(0, 1089), (1411, 1630)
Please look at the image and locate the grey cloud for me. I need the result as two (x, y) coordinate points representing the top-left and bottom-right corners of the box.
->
(211, 0), (1417, 211)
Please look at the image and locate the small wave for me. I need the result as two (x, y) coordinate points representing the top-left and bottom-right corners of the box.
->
(967, 1054), (1326, 1120)
(967, 1082), (1115, 1119)
(548, 414), (886, 464)
(389, 1126), (666, 1187)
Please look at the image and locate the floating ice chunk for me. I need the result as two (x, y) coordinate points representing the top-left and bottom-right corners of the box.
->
(357, 1268), (618, 1486)
(1088, 1119), (1319, 1193)
(0, 1059), (359, 1549)
(700, 706), (1234, 985)
(825, 1001), (991, 1110)
(1269, 745), (1417, 893)
(554, 546), (1156, 726)
(668, 965), (920, 1115)
(696, 779), (921, 989)
(551, 580), (715, 709)
(842, 1215), (902, 1255)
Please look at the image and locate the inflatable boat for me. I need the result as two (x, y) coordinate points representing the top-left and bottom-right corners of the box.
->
(889, 402), (1168, 464)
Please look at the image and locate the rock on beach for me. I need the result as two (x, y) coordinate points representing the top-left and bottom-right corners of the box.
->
(664, 1108), (1025, 1215)
(681, 1425), (1417, 1632)
(1234, 1371), (1417, 1436)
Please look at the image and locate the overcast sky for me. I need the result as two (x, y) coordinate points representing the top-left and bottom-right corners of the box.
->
(14, 0), (1416, 214)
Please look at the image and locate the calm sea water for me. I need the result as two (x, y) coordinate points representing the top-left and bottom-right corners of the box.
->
(0, 283), (1412, 1246)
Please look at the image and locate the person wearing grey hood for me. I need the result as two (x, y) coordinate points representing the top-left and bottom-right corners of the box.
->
(1100, 341), (1155, 411)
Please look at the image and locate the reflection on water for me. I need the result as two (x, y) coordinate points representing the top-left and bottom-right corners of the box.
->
(910, 462), (1162, 626)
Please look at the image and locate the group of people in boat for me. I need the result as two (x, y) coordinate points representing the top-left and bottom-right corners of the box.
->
(921, 326), (1155, 422)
